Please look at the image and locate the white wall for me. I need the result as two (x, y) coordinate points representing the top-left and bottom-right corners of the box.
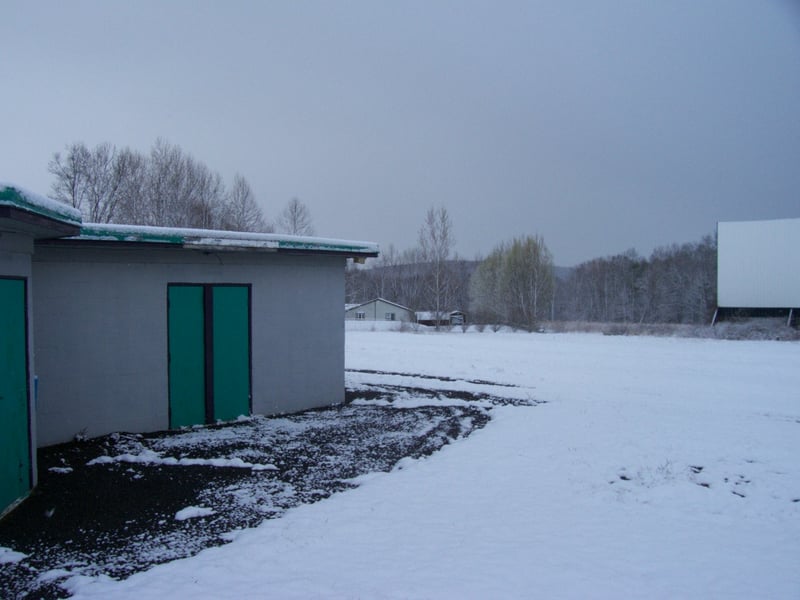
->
(717, 218), (800, 308)
(345, 299), (414, 322)
(32, 244), (346, 446)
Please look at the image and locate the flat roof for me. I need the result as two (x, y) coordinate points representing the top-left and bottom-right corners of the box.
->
(74, 223), (380, 257)
(1, 182), (378, 257)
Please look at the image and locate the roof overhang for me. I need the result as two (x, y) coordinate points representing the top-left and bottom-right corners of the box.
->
(44, 223), (380, 259)
(0, 185), (82, 239)
(1, 183), (379, 259)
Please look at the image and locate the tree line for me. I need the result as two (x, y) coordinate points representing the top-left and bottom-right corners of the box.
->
(554, 236), (717, 325)
(346, 207), (475, 330)
(347, 207), (717, 329)
(47, 142), (716, 327)
(48, 140), (314, 234)
(346, 206), (558, 330)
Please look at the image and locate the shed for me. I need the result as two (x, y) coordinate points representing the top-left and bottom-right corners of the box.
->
(0, 183), (378, 517)
(345, 298), (415, 322)
(415, 310), (467, 327)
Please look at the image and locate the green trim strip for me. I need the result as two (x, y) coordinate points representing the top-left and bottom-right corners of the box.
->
(0, 186), (82, 226)
(79, 224), (184, 244)
(274, 238), (378, 254)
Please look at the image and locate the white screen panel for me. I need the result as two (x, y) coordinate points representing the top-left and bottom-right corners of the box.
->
(717, 218), (800, 308)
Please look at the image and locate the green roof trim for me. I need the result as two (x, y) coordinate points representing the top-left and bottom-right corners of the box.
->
(0, 185), (82, 226)
(73, 223), (379, 257)
(78, 224), (185, 245)
(273, 238), (379, 254)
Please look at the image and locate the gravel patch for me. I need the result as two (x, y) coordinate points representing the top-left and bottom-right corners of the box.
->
(0, 378), (535, 599)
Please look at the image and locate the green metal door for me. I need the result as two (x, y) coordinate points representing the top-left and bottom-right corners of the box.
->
(168, 285), (206, 428)
(0, 278), (31, 514)
(212, 286), (251, 421)
(168, 284), (251, 428)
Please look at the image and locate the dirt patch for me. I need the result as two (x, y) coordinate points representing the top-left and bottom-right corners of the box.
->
(0, 382), (511, 599)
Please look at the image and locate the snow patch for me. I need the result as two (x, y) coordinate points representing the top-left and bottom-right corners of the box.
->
(174, 506), (216, 521)
(48, 466), (74, 474)
(87, 450), (277, 471)
(0, 546), (27, 564)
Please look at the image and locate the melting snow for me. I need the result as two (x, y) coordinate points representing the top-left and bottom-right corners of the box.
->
(87, 450), (277, 471)
(174, 507), (215, 521)
(0, 547), (27, 564)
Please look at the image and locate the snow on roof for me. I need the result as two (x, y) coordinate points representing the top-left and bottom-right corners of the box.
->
(415, 310), (464, 320)
(0, 182), (377, 256)
(0, 183), (82, 225)
(74, 223), (380, 257)
(347, 298), (414, 312)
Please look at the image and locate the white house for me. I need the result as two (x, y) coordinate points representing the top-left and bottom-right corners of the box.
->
(345, 298), (415, 322)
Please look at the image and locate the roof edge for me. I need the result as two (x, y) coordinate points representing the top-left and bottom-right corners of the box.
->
(0, 184), (82, 226)
(346, 297), (414, 312)
(73, 223), (379, 257)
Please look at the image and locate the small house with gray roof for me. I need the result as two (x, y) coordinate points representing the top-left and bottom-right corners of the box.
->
(345, 298), (415, 323)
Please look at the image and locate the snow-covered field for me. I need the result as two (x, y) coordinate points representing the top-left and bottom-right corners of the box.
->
(64, 331), (800, 598)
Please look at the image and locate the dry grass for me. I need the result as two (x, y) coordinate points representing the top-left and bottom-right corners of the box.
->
(542, 319), (800, 341)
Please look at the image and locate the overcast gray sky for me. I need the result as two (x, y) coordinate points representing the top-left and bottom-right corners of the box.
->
(3, 1), (799, 265)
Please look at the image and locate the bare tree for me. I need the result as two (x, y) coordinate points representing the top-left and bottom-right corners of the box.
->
(344, 244), (475, 316)
(277, 197), (314, 236)
(141, 139), (230, 229)
(396, 247), (426, 310)
(185, 165), (225, 230)
(49, 142), (143, 223)
(418, 205), (455, 330)
(83, 142), (121, 222)
(50, 138), (263, 231)
(554, 235), (717, 325)
(143, 138), (194, 227)
(469, 243), (507, 325)
(49, 142), (90, 212)
(222, 174), (271, 232)
(111, 148), (148, 225)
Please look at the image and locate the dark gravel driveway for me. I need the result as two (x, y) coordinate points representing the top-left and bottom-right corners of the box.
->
(0, 375), (535, 600)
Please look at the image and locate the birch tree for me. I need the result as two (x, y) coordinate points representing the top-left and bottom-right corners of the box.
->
(50, 139), (272, 231)
(222, 174), (271, 232)
(277, 197), (314, 235)
(418, 206), (455, 329)
(49, 142), (145, 223)
(470, 235), (555, 330)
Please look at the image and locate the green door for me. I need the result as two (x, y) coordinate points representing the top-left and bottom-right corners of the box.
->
(212, 286), (251, 421)
(0, 278), (31, 514)
(168, 284), (251, 428)
(168, 286), (206, 428)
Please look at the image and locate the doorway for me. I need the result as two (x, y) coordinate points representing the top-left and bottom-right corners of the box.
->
(168, 284), (252, 429)
(0, 277), (31, 514)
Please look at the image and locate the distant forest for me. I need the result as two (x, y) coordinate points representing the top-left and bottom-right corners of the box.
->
(47, 140), (717, 329)
(346, 232), (717, 329)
